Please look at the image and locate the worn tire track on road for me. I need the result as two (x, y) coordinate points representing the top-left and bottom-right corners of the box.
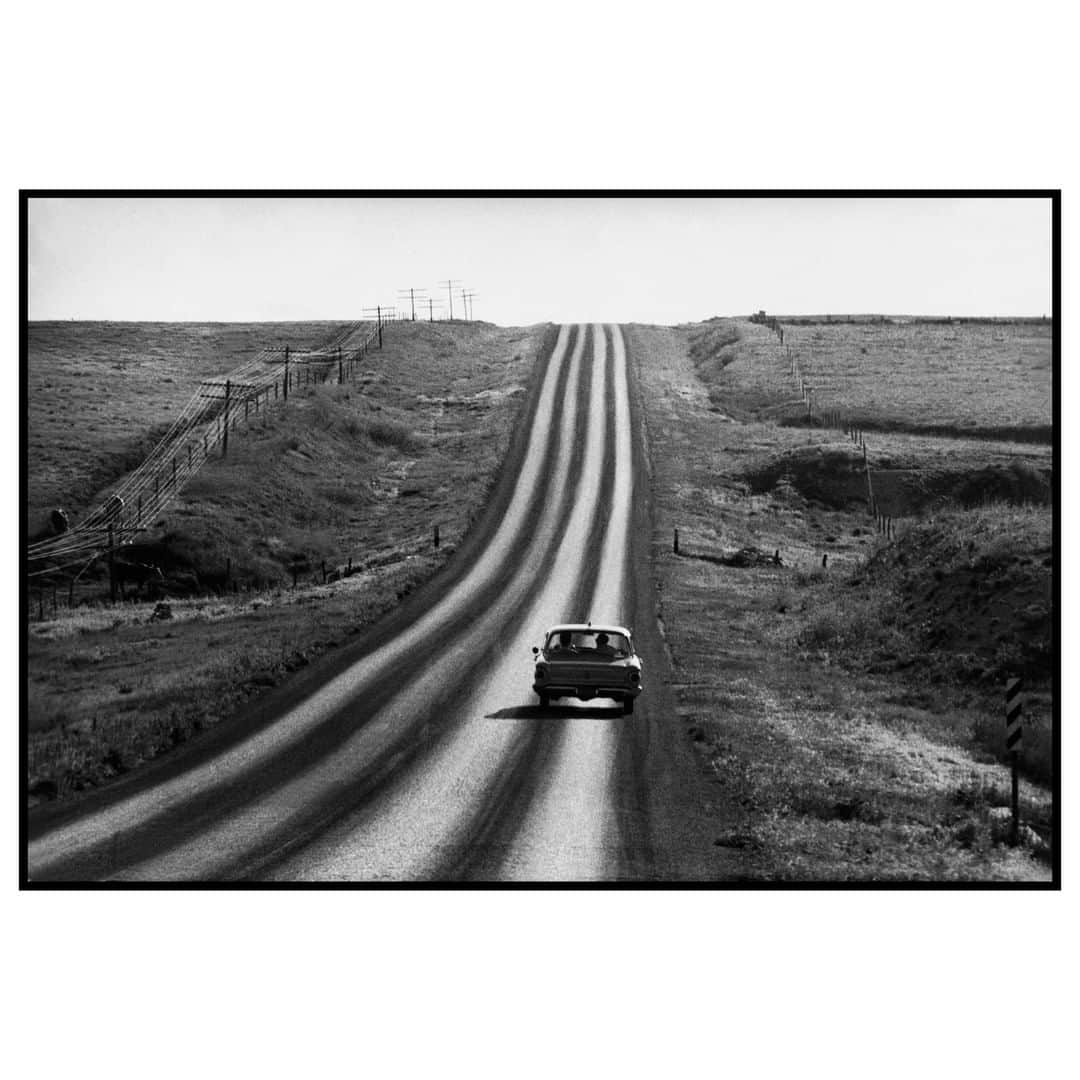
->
(29, 325), (579, 880)
(29, 322), (723, 883)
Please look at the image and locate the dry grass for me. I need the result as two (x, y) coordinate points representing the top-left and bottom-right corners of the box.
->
(699, 318), (1052, 441)
(630, 320), (1053, 881)
(26, 321), (347, 529)
(26, 554), (441, 799)
(26, 319), (551, 800)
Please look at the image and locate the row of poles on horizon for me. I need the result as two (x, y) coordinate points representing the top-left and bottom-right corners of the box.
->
(380, 280), (477, 323)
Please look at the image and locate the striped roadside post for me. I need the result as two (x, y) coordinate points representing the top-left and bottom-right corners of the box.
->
(1005, 677), (1023, 751)
(1005, 676), (1023, 844)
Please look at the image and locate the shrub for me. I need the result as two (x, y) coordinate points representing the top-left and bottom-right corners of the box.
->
(367, 417), (420, 451)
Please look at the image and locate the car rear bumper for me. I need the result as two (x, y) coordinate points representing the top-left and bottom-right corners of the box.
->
(533, 683), (643, 701)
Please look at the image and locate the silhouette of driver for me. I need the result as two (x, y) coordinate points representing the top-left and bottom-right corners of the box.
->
(594, 632), (616, 657)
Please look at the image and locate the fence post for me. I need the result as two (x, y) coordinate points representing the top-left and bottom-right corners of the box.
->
(108, 524), (116, 603)
(1004, 676), (1023, 844)
(284, 345), (290, 401)
(673, 528), (680, 554)
(434, 524), (440, 549)
(222, 380), (231, 457)
(338, 346), (343, 385)
(321, 560), (327, 584)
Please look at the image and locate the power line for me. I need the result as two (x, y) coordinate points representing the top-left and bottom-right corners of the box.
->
(440, 279), (461, 320)
(397, 287), (427, 322)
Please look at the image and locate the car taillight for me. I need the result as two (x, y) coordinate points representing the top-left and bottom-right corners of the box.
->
(629, 670), (640, 683)
(535, 663), (548, 680)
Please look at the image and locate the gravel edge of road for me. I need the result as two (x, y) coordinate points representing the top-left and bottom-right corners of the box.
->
(618, 324), (749, 882)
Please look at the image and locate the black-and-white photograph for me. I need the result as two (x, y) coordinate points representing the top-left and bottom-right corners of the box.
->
(9, 6), (1075, 1078)
(22, 193), (1057, 887)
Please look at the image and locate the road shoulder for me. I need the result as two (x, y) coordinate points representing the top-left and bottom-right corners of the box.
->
(626, 322), (1050, 883)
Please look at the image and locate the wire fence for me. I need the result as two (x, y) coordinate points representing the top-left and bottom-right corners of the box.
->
(762, 316), (899, 541)
(26, 319), (389, 584)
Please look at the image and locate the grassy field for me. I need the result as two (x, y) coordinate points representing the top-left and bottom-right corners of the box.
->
(26, 321), (347, 529)
(690, 317), (1052, 441)
(26, 319), (551, 799)
(632, 318), (1054, 881)
(24, 314), (1057, 879)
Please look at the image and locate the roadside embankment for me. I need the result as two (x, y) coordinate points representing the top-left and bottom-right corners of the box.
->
(27, 320), (554, 802)
(629, 319), (1052, 881)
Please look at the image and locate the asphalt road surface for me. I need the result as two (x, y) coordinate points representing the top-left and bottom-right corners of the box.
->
(27, 324), (717, 883)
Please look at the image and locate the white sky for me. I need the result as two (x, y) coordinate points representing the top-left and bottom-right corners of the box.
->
(28, 195), (1052, 324)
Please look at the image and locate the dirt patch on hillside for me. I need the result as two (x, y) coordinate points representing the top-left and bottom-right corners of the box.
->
(743, 443), (1052, 515)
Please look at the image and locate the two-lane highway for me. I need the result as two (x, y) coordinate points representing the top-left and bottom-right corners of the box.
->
(28, 323), (653, 883)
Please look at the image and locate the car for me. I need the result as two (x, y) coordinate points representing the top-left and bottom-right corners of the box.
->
(531, 623), (644, 714)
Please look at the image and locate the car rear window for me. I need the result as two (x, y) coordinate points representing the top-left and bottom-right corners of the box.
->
(545, 631), (630, 656)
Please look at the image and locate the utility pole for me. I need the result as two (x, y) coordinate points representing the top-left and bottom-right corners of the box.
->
(363, 306), (388, 348)
(440, 279), (461, 320)
(463, 290), (478, 322)
(398, 287), (427, 322)
(108, 524), (116, 603)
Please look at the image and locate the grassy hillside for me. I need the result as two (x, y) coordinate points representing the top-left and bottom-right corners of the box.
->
(633, 318), (1054, 880)
(26, 321), (348, 529)
(26, 319), (551, 800)
(787, 504), (1053, 780)
(689, 317), (1052, 441)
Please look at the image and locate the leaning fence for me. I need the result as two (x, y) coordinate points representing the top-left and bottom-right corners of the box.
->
(26, 317), (391, 590)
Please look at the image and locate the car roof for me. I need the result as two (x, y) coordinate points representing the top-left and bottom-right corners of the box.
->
(546, 624), (631, 637)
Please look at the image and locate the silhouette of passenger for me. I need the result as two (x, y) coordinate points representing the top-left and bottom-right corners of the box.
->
(594, 632), (616, 657)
